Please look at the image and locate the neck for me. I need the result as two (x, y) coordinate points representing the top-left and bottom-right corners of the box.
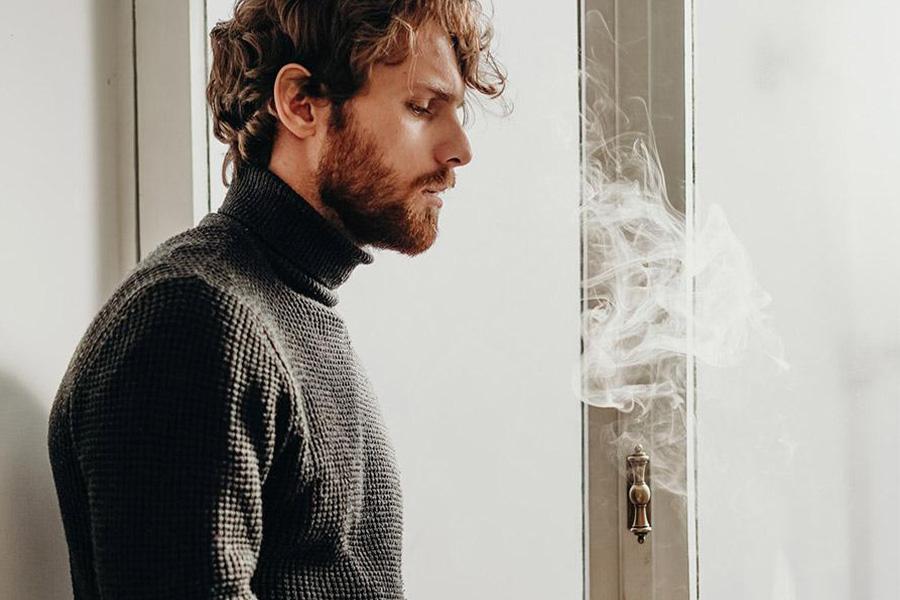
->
(218, 164), (374, 306)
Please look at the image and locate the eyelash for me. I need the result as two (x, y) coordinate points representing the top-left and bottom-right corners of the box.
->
(407, 102), (433, 118)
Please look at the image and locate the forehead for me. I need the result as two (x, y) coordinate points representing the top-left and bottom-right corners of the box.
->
(366, 21), (465, 105)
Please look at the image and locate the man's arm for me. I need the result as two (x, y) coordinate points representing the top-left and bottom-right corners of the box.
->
(69, 276), (295, 599)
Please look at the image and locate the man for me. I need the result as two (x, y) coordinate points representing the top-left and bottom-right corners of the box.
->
(47, 1), (506, 598)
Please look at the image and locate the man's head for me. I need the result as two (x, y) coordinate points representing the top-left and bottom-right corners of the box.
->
(207, 0), (507, 255)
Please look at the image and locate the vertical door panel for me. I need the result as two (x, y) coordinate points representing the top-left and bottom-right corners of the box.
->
(582, 1), (693, 598)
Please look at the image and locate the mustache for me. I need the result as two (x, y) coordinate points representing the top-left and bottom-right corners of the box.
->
(414, 169), (455, 191)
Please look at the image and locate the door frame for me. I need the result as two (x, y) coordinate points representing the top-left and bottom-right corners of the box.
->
(133, 0), (211, 260)
(580, 1), (697, 597)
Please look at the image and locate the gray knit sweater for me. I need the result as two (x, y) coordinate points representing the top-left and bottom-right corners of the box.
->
(47, 165), (405, 599)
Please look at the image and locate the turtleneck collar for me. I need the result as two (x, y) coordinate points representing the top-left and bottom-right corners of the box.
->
(216, 164), (373, 307)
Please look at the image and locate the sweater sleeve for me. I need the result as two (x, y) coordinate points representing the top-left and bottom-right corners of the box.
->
(69, 276), (295, 599)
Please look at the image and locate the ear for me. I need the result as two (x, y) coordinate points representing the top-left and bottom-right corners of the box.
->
(270, 63), (330, 139)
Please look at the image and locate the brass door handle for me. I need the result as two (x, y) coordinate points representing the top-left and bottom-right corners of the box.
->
(626, 445), (652, 543)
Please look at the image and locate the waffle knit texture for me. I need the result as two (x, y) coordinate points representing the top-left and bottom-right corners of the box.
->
(47, 165), (405, 599)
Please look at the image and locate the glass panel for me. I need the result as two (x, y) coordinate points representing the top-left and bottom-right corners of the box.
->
(694, 2), (900, 598)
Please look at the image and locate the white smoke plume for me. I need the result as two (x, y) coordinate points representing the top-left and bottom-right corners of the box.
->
(580, 65), (787, 495)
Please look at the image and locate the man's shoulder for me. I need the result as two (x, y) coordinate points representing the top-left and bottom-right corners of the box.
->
(67, 219), (277, 375)
(55, 268), (282, 413)
(65, 275), (248, 385)
(131, 214), (269, 296)
(108, 213), (288, 318)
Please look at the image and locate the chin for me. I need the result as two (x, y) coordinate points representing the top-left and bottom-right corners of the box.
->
(359, 205), (439, 255)
(379, 226), (438, 256)
(388, 236), (437, 256)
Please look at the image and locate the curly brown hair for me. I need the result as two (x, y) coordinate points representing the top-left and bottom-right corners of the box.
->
(207, 0), (507, 185)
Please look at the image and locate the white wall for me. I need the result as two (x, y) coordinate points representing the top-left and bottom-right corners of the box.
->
(695, 1), (900, 598)
(337, 2), (584, 597)
(0, 1), (136, 598)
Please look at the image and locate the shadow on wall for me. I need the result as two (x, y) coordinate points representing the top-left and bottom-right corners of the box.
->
(0, 1), (135, 596)
(0, 372), (70, 599)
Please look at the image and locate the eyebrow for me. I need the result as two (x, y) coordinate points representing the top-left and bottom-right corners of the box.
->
(414, 82), (465, 109)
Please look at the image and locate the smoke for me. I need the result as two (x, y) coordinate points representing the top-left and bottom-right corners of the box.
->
(580, 61), (787, 496)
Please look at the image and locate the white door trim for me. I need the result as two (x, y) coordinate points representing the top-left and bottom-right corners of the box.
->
(133, 0), (210, 259)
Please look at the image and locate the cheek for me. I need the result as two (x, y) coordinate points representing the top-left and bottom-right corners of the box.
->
(380, 119), (433, 180)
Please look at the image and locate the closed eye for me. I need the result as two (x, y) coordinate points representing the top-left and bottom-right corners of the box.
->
(407, 102), (433, 118)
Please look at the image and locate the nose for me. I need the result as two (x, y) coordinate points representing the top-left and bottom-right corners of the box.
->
(436, 120), (473, 168)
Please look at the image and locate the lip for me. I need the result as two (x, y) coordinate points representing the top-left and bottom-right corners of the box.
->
(422, 190), (444, 208)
